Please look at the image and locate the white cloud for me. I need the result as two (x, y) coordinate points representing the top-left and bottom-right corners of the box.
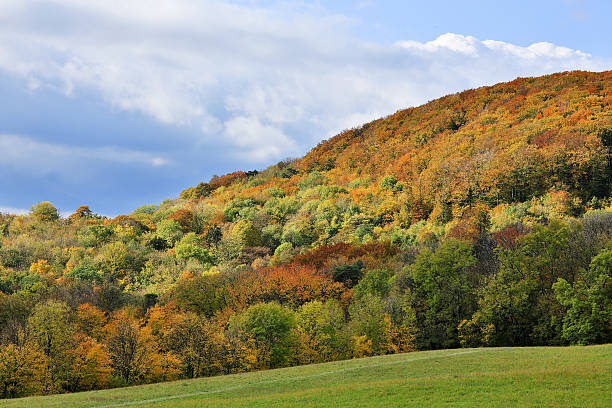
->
(224, 116), (298, 162)
(0, 133), (170, 175)
(0, 1), (609, 165)
(0, 206), (28, 215)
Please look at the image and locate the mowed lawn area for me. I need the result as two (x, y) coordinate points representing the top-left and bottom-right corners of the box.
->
(2, 345), (610, 408)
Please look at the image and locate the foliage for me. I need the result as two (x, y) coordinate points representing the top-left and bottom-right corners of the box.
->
(407, 240), (476, 349)
(0, 71), (611, 398)
(553, 248), (612, 345)
(0, 344), (48, 398)
(230, 302), (297, 369)
(31, 202), (59, 222)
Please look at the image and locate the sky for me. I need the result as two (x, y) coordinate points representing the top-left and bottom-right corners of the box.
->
(0, 0), (611, 216)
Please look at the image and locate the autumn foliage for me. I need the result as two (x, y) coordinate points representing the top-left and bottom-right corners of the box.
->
(0, 71), (611, 398)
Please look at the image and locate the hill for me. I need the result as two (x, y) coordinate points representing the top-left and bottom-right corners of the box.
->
(183, 70), (612, 219)
(0, 71), (610, 399)
(3, 345), (611, 407)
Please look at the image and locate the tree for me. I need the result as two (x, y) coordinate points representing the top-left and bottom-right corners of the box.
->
(331, 260), (364, 288)
(409, 240), (476, 349)
(295, 300), (346, 364)
(348, 295), (390, 355)
(553, 248), (612, 345)
(99, 241), (130, 280)
(271, 242), (293, 265)
(281, 218), (316, 247)
(29, 259), (52, 276)
(380, 175), (403, 192)
(105, 314), (150, 385)
(76, 304), (107, 341)
(73, 206), (93, 218)
(230, 302), (296, 369)
(150, 310), (225, 378)
(232, 220), (262, 248)
(175, 243), (213, 265)
(26, 300), (75, 389)
(227, 265), (344, 309)
(174, 233), (214, 264)
(168, 209), (194, 232)
(31, 201), (59, 222)
(171, 274), (227, 317)
(69, 336), (112, 391)
(66, 262), (103, 283)
(156, 219), (183, 246)
(204, 224), (222, 248)
(472, 222), (580, 347)
(353, 269), (392, 299)
(0, 344), (48, 398)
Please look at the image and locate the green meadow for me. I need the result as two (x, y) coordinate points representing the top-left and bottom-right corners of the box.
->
(2, 345), (610, 408)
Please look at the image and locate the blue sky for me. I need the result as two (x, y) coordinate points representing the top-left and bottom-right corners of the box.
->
(0, 0), (610, 216)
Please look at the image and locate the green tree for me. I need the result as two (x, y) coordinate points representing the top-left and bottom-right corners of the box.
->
(66, 262), (102, 282)
(470, 222), (581, 347)
(31, 202), (59, 222)
(353, 269), (392, 299)
(156, 219), (183, 246)
(380, 175), (403, 192)
(175, 233), (214, 264)
(348, 295), (389, 355)
(331, 260), (363, 288)
(281, 218), (316, 247)
(230, 302), (296, 369)
(296, 300), (346, 363)
(553, 248), (612, 345)
(409, 239), (476, 349)
(26, 300), (75, 389)
(232, 220), (262, 248)
(99, 241), (130, 280)
(171, 274), (227, 317)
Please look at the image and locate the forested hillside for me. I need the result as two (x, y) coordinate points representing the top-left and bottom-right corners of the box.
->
(1, 70), (610, 398)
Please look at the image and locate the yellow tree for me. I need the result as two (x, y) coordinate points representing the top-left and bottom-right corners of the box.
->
(105, 313), (180, 385)
(69, 336), (112, 391)
(0, 343), (49, 398)
(105, 314), (149, 385)
(76, 304), (107, 341)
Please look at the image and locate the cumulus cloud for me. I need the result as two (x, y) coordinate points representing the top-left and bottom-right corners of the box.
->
(224, 116), (298, 162)
(0, 0), (609, 166)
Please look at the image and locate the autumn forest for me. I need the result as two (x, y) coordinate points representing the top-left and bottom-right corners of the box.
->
(0, 70), (611, 398)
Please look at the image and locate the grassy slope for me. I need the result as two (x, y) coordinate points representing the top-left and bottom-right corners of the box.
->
(3, 345), (610, 408)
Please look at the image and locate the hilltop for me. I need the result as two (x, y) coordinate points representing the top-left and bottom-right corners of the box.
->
(183, 70), (612, 218)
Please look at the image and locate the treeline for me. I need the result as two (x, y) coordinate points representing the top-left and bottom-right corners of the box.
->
(0, 200), (610, 398)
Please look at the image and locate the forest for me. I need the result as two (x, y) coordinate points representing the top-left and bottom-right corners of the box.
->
(0, 70), (610, 398)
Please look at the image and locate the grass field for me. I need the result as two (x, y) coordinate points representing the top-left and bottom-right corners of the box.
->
(1, 345), (610, 408)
